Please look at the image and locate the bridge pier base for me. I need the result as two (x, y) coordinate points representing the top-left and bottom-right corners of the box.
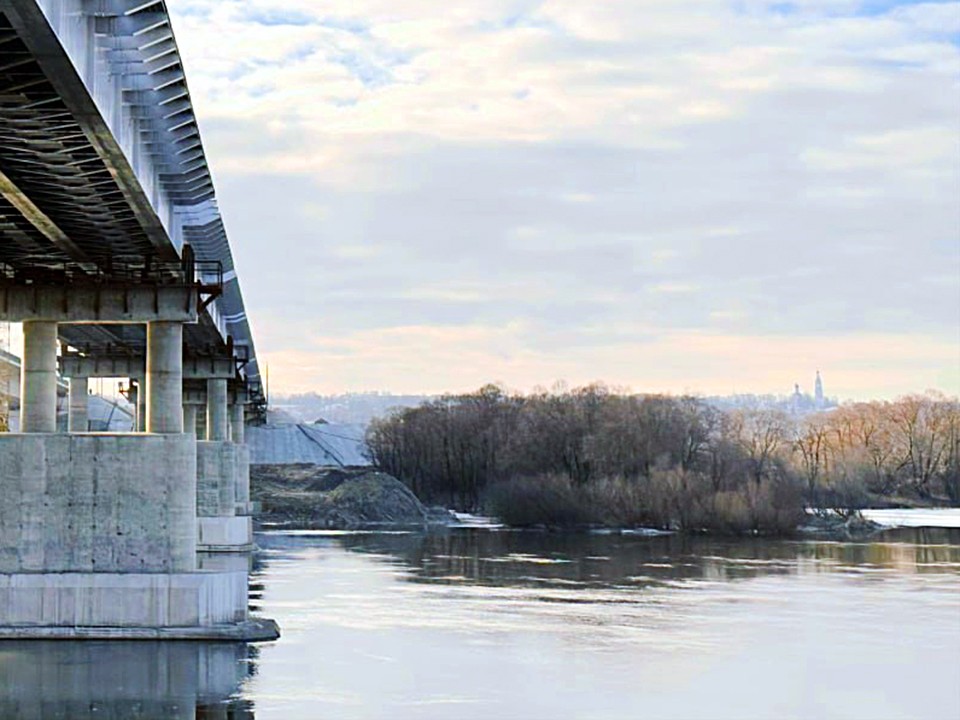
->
(196, 440), (253, 552)
(0, 432), (274, 640)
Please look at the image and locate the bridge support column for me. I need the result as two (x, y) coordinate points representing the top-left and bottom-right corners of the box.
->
(230, 401), (244, 445)
(0, 267), (275, 639)
(206, 378), (228, 441)
(184, 404), (198, 436)
(137, 378), (147, 432)
(146, 322), (183, 434)
(126, 381), (139, 432)
(20, 320), (58, 433)
(68, 376), (88, 432)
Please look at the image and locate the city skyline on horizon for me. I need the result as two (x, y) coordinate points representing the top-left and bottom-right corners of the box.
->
(265, 367), (942, 404)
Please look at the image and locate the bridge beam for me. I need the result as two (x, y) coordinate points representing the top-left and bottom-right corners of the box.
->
(59, 353), (236, 381)
(0, 285), (198, 324)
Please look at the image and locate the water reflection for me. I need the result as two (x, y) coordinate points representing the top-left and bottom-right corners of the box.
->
(249, 526), (960, 719)
(0, 641), (256, 719)
(261, 526), (960, 591)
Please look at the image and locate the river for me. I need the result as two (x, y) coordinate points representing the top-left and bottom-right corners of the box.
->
(1, 517), (959, 719)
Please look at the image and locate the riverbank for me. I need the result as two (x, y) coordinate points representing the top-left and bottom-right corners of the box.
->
(251, 464), (455, 529)
(252, 463), (958, 538)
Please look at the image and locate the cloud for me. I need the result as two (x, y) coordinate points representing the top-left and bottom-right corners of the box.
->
(167, 0), (960, 399)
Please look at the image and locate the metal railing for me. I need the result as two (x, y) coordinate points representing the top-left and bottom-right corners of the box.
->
(0, 258), (222, 290)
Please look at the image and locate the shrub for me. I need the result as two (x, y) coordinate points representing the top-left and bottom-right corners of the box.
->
(484, 474), (591, 527)
(483, 470), (807, 535)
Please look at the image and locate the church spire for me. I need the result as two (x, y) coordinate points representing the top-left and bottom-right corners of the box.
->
(815, 370), (824, 406)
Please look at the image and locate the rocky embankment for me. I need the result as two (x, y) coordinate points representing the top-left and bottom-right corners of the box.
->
(251, 464), (455, 529)
(799, 511), (884, 538)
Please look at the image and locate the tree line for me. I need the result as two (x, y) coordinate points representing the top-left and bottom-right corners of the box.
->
(365, 384), (959, 532)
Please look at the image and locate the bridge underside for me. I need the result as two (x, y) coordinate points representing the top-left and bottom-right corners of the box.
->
(0, 2), (263, 415)
(0, 11), (164, 266)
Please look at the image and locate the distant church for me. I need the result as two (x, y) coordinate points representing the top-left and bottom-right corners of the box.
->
(791, 371), (830, 414)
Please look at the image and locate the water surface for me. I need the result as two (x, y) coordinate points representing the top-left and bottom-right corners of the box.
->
(246, 527), (960, 720)
(1, 522), (958, 719)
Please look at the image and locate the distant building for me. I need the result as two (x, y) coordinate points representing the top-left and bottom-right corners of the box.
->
(706, 371), (836, 417)
(787, 371), (833, 415)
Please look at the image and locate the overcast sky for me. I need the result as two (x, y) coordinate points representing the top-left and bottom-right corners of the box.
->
(167, 0), (960, 400)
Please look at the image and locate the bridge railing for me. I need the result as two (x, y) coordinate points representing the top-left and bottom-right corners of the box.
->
(0, 259), (222, 290)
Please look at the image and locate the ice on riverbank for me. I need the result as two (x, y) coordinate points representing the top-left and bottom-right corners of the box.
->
(861, 508), (960, 528)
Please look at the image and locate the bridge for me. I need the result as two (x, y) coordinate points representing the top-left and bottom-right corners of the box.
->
(0, 1), (276, 640)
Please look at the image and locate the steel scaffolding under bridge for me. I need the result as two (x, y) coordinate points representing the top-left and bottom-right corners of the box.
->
(0, 0), (265, 419)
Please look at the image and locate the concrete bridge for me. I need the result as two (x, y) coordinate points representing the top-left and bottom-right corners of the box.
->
(0, 1), (276, 640)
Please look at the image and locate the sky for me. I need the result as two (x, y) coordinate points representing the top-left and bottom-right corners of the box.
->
(165, 0), (960, 400)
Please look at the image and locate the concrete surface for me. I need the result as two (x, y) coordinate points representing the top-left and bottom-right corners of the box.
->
(196, 441), (237, 518)
(247, 422), (369, 466)
(197, 517), (253, 551)
(206, 378), (228, 441)
(68, 376), (88, 431)
(0, 433), (197, 573)
(146, 321), (183, 434)
(0, 570), (246, 627)
(20, 320), (57, 433)
(0, 285), (198, 324)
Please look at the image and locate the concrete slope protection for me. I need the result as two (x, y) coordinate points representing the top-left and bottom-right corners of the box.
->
(247, 423), (370, 466)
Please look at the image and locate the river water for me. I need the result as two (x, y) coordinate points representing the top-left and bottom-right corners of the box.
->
(1, 520), (959, 719)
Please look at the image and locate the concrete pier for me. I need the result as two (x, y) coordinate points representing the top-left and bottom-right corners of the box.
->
(0, 433), (273, 638)
(0, 434), (198, 572)
(127, 381), (139, 432)
(196, 440), (253, 552)
(68, 376), (88, 432)
(231, 401), (245, 444)
(0, 295), (275, 640)
(0, 1), (275, 646)
(20, 320), (57, 433)
(146, 322), (183, 434)
(138, 378), (147, 432)
(184, 403), (198, 436)
(207, 378), (228, 441)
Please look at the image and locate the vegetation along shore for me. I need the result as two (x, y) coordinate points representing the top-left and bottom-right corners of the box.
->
(365, 385), (959, 535)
